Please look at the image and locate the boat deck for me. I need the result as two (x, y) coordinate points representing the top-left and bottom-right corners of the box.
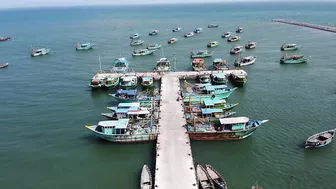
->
(154, 75), (197, 189)
(271, 19), (336, 33)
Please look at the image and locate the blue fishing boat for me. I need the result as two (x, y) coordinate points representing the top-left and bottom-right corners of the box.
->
(119, 73), (137, 89)
(112, 57), (130, 73)
(85, 119), (158, 143)
(109, 89), (155, 103)
(305, 129), (336, 149)
(211, 73), (228, 85)
(76, 43), (94, 50)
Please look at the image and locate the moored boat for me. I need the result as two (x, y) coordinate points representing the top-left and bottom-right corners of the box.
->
(196, 164), (215, 189)
(102, 76), (119, 88)
(207, 41), (219, 48)
(168, 37), (178, 44)
(211, 73), (227, 85)
(102, 103), (150, 120)
(234, 55), (257, 67)
(147, 44), (161, 50)
(227, 36), (240, 42)
(304, 129), (336, 149)
(221, 32), (231, 38)
(130, 40), (144, 46)
(184, 32), (194, 38)
(190, 50), (213, 58)
(236, 27), (243, 33)
(281, 43), (298, 51)
(198, 74), (211, 84)
(141, 164), (153, 189)
(155, 58), (171, 72)
(112, 57), (130, 73)
(202, 99), (239, 111)
(191, 58), (206, 71)
(0, 62), (9, 69)
(208, 24), (219, 28)
(213, 58), (229, 70)
(119, 73), (137, 89)
(172, 27), (182, 32)
(75, 43), (94, 50)
(85, 119), (158, 143)
(141, 75), (154, 87)
(228, 69), (248, 87)
(230, 46), (243, 54)
(280, 54), (309, 64)
(130, 33), (140, 39)
(31, 48), (50, 57)
(0, 36), (12, 41)
(245, 41), (257, 49)
(109, 89), (156, 103)
(194, 28), (203, 34)
(205, 164), (228, 189)
(132, 49), (155, 56)
(149, 30), (159, 36)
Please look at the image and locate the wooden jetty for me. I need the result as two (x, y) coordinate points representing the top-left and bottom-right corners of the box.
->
(271, 19), (336, 33)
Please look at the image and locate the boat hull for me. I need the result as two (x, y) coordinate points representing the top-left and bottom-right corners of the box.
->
(280, 59), (308, 64)
(88, 129), (157, 143)
(188, 128), (256, 140)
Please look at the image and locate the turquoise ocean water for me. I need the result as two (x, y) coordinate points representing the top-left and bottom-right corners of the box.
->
(0, 2), (336, 189)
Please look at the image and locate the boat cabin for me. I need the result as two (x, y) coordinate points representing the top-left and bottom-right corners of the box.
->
(211, 73), (227, 83)
(120, 75), (137, 85)
(115, 89), (138, 99)
(201, 108), (224, 118)
(94, 119), (130, 135)
(202, 85), (229, 95)
(109, 102), (141, 111)
(113, 107), (150, 119)
(203, 99), (226, 108)
(218, 117), (249, 131)
(142, 77), (153, 85)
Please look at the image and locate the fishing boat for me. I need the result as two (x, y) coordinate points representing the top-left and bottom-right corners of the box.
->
(155, 58), (171, 72)
(227, 36), (240, 42)
(196, 164), (215, 189)
(183, 86), (236, 101)
(130, 40), (144, 46)
(212, 58), (229, 70)
(230, 46), (243, 54)
(140, 164), (153, 189)
(251, 181), (263, 189)
(194, 28), (203, 34)
(85, 119), (158, 143)
(190, 50), (213, 58)
(183, 94), (230, 103)
(202, 99), (239, 111)
(119, 73), (137, 89)
(102, 104), (150, 120)
(200, 85), (236, 96)
(75, 43), (94, 50)
(147, 44), (161, 50)
(184, 32), (194, 38)
(102, 76), (119, 88)
(205, 164), (228, 189)
(168, 37), (178, 44)
(304, 129), (336, 149)
(207, 41), (219, 48)
(0, 36), (11, 41)
(245, 41), (257, 49)
(0, 62), (9, 69)
(109, 89), (156, 103)
(221, 32), (231, 38)
(112, 57), (130, 73)
(280, 54), (309, 64)
(130, 33), (140, 39)
(236, 27), (243, 33)
(149, 30), (159, 36)
(211, 73), (227, 85)
(281, 43), (298, 51)
(208, 24), (219, 28)
(31, 48), (50, 57)
(132, 49), (155, 56)
(188, 117), (269, 140)
(198, 74), (211, 84)
(191, 58), (206, 71)
(234, 55), (257, 67)
(172, 27), (182, 32)
(141, 75), (154, 87)
(187, 108), (236, 120)
(228, 69), (248, 87)
(107, 102), (144, 112)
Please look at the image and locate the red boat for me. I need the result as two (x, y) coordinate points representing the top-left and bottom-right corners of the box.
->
(0, 37), (12, 41)
(0, 62), (9, 69)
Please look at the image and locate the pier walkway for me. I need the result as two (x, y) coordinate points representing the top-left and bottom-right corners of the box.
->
(272, 19), (336, 33)
(154, 74), (198, 189)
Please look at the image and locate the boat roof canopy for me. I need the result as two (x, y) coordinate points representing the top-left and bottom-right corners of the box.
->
(142, 76), (153, 81)
(219, 117), (249, 125)
(201, 108), (223, 114)
(118, 102), (140, 107)
(204, 85), (227, 91)
(116, 89), (137, 96)
(213, 58), (223, 62)
(203, 99), (226, 106)
(212, 73), (226, 78)
(98, 119), (129, 128)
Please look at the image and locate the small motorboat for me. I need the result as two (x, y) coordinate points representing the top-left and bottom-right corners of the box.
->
(205, 164), (228, 189)
(190, 50), (213, 58)
(75, 43), (94, 50)
(194, 28), (203, 34)
(196, 164), (215, 189)
(31, 48), (50, 57)
(132, 49), (155, 56)
(168, 37), (178, 44)
(172, 27), (182, 32)
(130, 40), (144, 46)
(208, 24), (219, 28)
(227, 36), (240, 42)
(212, 58), (229, 70)
(305, 129), (336, 149)
(0, 62), (9, 69)
(234, 55), (257, 67)
(147, 44), (161, 50)
(140, 164), (153, 189)
(281, 43), (298, 51)
(230, 46), (243, 54)
(198, 74), (211, 84)
(280, 54), (309, 64)
(245, 41), (257, 49)
(130, 33), (140, 39)
(221, 32), (231, 38)
(229, 69), (248, 87)
(149, 30), (159, 36)
(184, 32), (194, 38)
(207, 41), (219, 48)
(236, 27), (243, 33)
(0, 37), (12, 41)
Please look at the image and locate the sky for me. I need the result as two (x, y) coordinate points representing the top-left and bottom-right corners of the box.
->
(0, 0), (328, 9)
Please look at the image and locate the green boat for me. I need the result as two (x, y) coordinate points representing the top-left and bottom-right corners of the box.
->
(141, 76), (154, 88)
(132, 49), (155, 56)
(280, 54), (309, 64)
(207, 41), (219, 48)
(102, 76), (119, 88)
(281, 43), (298, 51)
(211, 73), (228, 85)
(109, 89), (156, 103)
(202, 99), (239, 111)
(76, 43), (94, 51)
(119, 74), (137, 89)
(190, 50), (213, 58)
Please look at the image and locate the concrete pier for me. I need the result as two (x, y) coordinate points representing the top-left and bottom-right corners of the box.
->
(272, 19), (336, 33)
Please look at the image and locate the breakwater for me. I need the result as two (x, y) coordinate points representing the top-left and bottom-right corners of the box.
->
(271, 19), (336, 33)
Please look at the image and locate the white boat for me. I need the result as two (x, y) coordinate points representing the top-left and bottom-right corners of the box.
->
(140, 164), (153, 189)
(132, 49), (155, 56)
(234, 55), (257, 67)
(194, 28), (203, 34)
(130, 40), (144, 46)
(230, 46), (243, 54)
(130, 33), (140, 39)
(31, 48), (50, 57)
(147, 44), (162, 50)
(184, 32), (194, 38)
(227, 36), (240, 42)
(168, 37), (178, 44)
(221, 32), (231, 38)
(149, 30), (159, 36)
(172, 27), (182, 32)
(155, 58), (171, 72)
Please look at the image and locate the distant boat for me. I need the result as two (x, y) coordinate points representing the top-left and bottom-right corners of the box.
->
(112, 57), (130, 73)
(168, 37), (178, 44)
(227, 36), (240, 42)
(229, 69), (248, 87)
(194, 28), (203, 34)
(109, 89), (155, 103)
(234, 55), (257, 67)
(280, 54), (309, 64)
(207, 41), (219, 48)
(130, 40), (144, 46)
(196, 164), (215, 189)
(211, 73), (227, 85)
(172, 27), (182, 32)
(184, 32), (194, 38)
(245, 41), (257, 49)
(236, 27), (243, 33)
(212, 58), (229, 70)
(198, 74), (211, 84)
(230, 46), (243, 54)
(102, 103), (150, 120)
(141, 75), (154, 88)
(130, 33), (140, 39)
(149, 30), (159, 36)
(190, 50), (213, 58)
(102, 76), (119, 89)
(251, 181), (263, 189)
(0, 37), (12, 41)
(305, 129), (336, 149)
(221, 32), (231, 38)
(205, 164), (228, 189)
(75, 43), (94, 51)
(140, 164), (153, 189)
(132, 49), (155, 56)
(147, 44), (161, 50)
(191, 58), (206, 71)
(0, 62), (9, 69)
(281, 43), (298, 51)
(155, 58), (171, 72)
(31, 48), (50, 57)
(119, 73), (137, 89)
(208, 24), (219, 28)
